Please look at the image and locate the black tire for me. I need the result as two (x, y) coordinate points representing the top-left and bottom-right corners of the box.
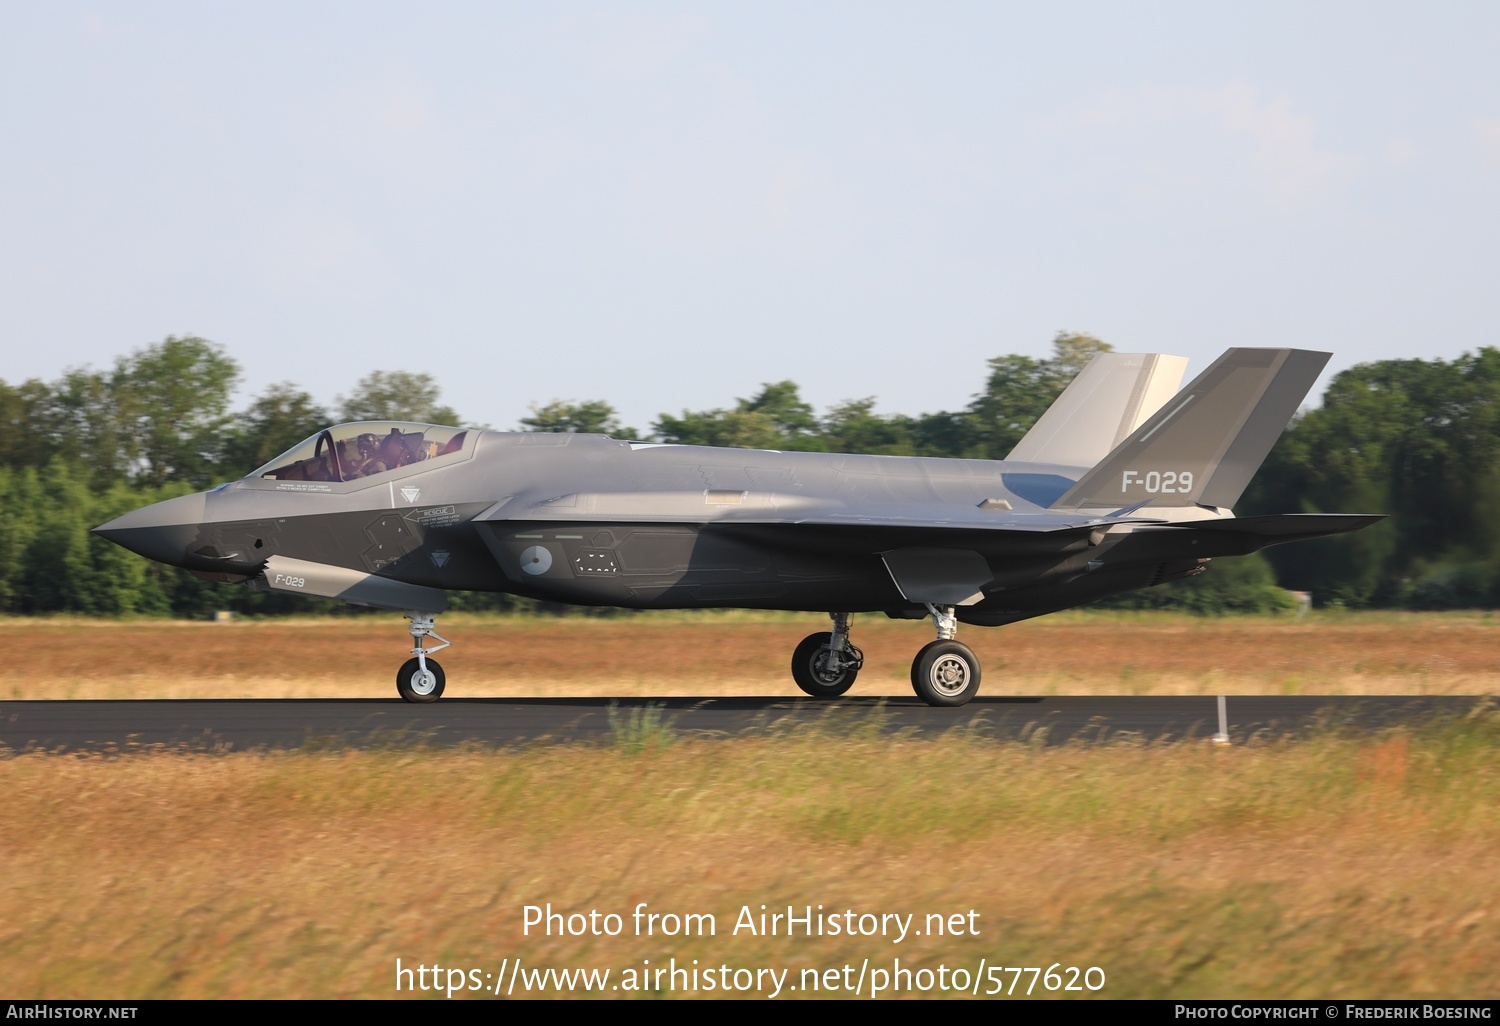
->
(397, 657), (446, 703)
(791, 632), (860, 698)
(910, 640), (981, 707)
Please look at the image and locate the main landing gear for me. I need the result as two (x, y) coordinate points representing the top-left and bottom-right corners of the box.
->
(791, 612), (864, 697)
(791, 605), (983, 707)
(909, 604), (981, 707)
(396, 610), (451, 703)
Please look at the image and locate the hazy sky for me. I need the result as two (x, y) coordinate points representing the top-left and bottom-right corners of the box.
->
(3, 3), (1497, 433)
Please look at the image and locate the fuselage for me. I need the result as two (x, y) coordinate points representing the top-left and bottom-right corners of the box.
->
(94, 426), (1236, 625)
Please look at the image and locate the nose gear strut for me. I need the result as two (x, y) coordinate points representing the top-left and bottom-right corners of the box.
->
(396, 610), (452, 703)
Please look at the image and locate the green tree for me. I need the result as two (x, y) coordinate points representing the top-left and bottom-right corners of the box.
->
(741, 381), (822, 447)
(19, 462), (96, 612)
(1244, 348), (1500, 607)
(1089, 551), (1297, 614)
(337, 371), (460, 426)
(0, 465), (40, 611)
(222, 383), (331, 474)
(962, 332), (1112, 459)
(113, 336), (242, 488)
(45, 367), (133, 482)
(0, 459), (187, 615)
(87, 477), (163, 614)
(648, 334), (1107, 458)
(653, 381), (826, 451)
(521, 399), (635, 438)
(820, 398), (915, 455)
(653, 407), (783, 449)
(5, 340), (240, 489)
(0, 378), (59, 471)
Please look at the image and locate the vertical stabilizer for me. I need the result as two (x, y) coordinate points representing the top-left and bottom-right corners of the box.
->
(1051, 348), (1329, 510)
(1006, 352), (1189, 468)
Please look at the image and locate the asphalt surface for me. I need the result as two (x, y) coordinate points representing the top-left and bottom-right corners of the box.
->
(0, 695), (1485, 753)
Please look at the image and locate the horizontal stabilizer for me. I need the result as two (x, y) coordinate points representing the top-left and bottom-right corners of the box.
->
(1161, 513), (1385, 543)
(1007, 352), (1189, 467)
(792, 509), (1163, 533)
(1053, 349), (1329, 510)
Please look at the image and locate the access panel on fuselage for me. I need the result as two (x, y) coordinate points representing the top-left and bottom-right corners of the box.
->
(476, 522), (900, 610)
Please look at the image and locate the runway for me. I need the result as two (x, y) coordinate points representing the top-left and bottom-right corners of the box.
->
(0, 695), (1484, 753)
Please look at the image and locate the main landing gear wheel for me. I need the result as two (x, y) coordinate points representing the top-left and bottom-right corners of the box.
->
(397, 657), (445, 703)
(911, 640), (981, 707)
(792, 632), (862, 698)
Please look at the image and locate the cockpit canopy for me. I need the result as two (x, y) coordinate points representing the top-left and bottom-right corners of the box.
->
(252, 422), (469, 484)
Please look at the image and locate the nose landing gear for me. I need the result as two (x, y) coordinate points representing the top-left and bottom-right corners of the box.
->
(396, 610), (451, 703)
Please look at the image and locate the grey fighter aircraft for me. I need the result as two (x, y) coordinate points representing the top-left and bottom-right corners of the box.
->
(95, 348), (1380, 705)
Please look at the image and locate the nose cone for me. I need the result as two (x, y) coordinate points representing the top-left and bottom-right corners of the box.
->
(93, 492), (209, 568)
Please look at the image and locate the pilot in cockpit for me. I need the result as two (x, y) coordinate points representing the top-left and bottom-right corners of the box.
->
(380, 429), (414, 470)
(258, 423), (455, 483)
(343, 433), (388, 480)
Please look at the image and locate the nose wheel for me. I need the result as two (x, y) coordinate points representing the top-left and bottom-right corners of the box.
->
(397, 610), (451, 703)
(397, 657), (446, 702)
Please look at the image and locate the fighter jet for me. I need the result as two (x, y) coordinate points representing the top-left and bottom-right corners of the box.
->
(94, 348), (1380, 705)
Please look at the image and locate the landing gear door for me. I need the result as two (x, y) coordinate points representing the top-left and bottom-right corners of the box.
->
(880, 548), (993, 607)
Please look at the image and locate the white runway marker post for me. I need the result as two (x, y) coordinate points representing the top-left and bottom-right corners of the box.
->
(1211, 694), (1230, 745)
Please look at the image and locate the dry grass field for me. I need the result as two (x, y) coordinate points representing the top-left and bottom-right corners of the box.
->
(10, 609), (1500, 699)
(1, 715), (1496, 999)
(4, 611), (1496, 999)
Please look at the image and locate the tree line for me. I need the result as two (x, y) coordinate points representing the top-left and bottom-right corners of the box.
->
(0, 333), (1489, 616)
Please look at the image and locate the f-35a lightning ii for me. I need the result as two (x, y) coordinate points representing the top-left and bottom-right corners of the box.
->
(95, 348), (1380, 705)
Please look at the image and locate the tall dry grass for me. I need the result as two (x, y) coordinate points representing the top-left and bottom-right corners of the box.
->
(2, 708), (1496, 998)
(11, 610), (1500, 699)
